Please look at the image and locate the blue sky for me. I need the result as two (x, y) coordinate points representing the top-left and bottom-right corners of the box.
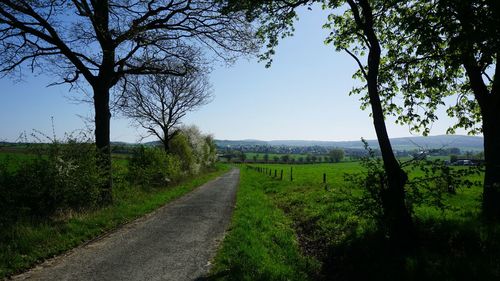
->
(0, 7), (467, 143)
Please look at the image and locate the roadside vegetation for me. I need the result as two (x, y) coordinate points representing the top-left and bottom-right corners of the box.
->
(0, 127), (224, 278)
(208, 166), (319, 281)
(211, 160), (500, 280)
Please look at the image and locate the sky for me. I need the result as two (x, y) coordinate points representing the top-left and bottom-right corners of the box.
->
(0, 7), (468, 143)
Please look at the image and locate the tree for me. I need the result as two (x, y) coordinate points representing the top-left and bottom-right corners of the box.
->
(281, 154), (290, 163)
(273, 155), (280, 162)
(0, 0), (256, 204)
(329, 148), (344, 163)
(119, 70), (212, 151)
(169, 132), (194, 173)
(240, 152), (247, 163)
(223, 0), (415, 248)
(202, 134), (217, 169)
(263, 153), (269, 163)
(378, 0), (500, 220)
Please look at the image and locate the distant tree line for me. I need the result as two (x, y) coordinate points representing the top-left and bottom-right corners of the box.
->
(221, 148), (345, 164)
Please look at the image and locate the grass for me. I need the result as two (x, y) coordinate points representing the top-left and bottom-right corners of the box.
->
(208, 167), (319, 281)
(210, 162), (500, 280)
(0, 160), (230, 279)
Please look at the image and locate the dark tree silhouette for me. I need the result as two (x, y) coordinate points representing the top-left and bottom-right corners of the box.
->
(119, 71), (212, 151)
(0, 0), (255, 204)
(337, 0), (415, 248)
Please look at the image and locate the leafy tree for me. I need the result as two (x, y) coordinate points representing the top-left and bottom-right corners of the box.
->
(119, 71), (212, 151)
(329, 149), (344, 163)
(0, 0), (256, 204)
(450, 155), (459, 163)
(263, 153), (269, 163)
(378, 0), (500, 219)
(306, 154), (312, 163)
(273, 155), (280, 162)
(281, 154), (290, 163)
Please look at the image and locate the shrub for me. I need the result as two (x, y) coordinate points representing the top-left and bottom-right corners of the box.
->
(169, 126), (217, 175)
(0, 139), (103, 226)
(169, 133), (195, 174)
(127, 146), (181, 188)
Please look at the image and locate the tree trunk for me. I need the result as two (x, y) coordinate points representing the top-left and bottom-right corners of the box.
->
(162, 139), (169, 152)
(93, 83), (113, 205)
(482, 106), (500, 220)
(358, 0), (415, 247)
(367, 58), (415, 249)
(461, 52), (500, 221)
(162, 127), (169, 151)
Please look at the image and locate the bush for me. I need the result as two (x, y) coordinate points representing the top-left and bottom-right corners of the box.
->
(169, 133), (194, 174)
(127, 146), (181, 188)
(0, 139), (103, 226)
(169, 126), (217, 175)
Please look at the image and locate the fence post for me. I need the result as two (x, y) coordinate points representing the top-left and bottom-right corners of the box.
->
(323, 173), (326, 184)
(290, 167), (293, 181)
(274, 169), (277, 177)
(280, 169), (283, 180)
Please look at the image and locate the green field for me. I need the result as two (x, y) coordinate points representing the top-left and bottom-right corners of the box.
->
(210, 162), (499, 280)
(236, 152), (450, 163)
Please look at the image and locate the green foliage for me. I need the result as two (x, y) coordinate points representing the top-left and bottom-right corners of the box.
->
(328, 148), (344, 163)
(203, 135), (217, 168)
(373, 0), (499, 135)
(281, 154), (290, 162)
(169, 126), (217, 174)
(0, 163), (229, 279)
(127, 146), (181, 188)
(170, 132), (195, 173)
(343, 142), (387, 228)
(344, 140), (483, 230)
(404, 158), (483, 209)
(0, 139), (103, 226)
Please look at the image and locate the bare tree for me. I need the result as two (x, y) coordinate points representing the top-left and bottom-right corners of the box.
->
(120, 70), (212, 151)
(0, 0), (256, 204)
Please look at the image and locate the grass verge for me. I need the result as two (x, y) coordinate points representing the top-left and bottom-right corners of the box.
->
(0, 163), (230, 279)
(207, 166), (319, 281)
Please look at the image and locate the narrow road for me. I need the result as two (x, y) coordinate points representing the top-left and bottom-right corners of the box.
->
(13, 168), (240, 281)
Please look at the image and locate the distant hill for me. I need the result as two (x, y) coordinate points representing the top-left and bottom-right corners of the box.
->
(215, 135), (484, 151)
(1, 135), (483, 152)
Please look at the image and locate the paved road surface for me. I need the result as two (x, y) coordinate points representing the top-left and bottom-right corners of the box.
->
(13, 168), (240, 281)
